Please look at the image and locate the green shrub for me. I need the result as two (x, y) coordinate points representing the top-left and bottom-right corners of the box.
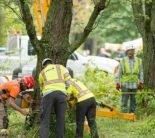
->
(82, 68), (120, 107)
(136, 88), (155, 116)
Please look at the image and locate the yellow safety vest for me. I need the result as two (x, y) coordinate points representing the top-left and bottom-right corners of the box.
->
(120, 57), (142, 83)
(39, 64), (70, 95)
(67, 79), (94, 103)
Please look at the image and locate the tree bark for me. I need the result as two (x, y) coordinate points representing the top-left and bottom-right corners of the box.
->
(143, 33), (155, 87)
(18, 0), (107, 126)
(132, 0), (155, 88)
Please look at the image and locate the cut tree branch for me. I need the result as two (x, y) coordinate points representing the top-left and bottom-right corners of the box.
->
(131, 0), (145, 35)
(18, 0), (39, 52)
(70, 0), (107, 53)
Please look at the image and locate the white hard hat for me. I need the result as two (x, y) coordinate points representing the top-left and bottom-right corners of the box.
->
(125, 44), (135, 51)
(42, 58), (52, 67)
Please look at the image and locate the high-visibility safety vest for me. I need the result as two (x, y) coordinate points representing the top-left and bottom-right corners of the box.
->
(67, 79), (94, 103)
(120, 57), (142, 83)
(39, 64), (71, 95)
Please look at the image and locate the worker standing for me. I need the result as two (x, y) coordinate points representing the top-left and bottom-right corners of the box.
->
(0, 75), (34, 135)
(67, 68), (99, 138)
(116, 44), (143, 113)
(39, 58), (71, 138)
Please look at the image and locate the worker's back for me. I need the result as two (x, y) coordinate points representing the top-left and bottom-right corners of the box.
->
(67, 78), (94, 103)
(39, 64), (70, 95)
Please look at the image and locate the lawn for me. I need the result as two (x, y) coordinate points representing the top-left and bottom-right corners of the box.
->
(8, 110), (155, 138)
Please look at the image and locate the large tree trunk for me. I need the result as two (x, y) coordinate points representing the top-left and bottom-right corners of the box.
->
(132, 0), (155, 88)
(18, 0), (107, 127)
(40, 0), (72, 65)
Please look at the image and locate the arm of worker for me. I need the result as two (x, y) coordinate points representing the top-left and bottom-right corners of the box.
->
(7, 97), (29, 116)
(61, 65), (71, 81)
(8, 85), (29, 116)
(61, 65), (72, 89)
(66, 85), (74, 99)
(66, 85), (78, 107)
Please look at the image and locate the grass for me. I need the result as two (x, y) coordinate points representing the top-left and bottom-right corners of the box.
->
(97, 116), (155, 138)
(7, 110), (155, 138)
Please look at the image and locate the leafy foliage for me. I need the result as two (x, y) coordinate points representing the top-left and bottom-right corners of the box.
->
(0, 7), (5, 45)
(136, 88), (155, 116)
(82, 68), (120, 106)
(7, 71), (155, 137)
(91, 0), (140, 45)
(0, 1), (26, 45)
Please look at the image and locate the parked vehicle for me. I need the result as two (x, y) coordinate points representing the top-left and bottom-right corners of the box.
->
(66, 52), (119, 76)
(3, 34), (119, 78)
(12, 51), (119, 79)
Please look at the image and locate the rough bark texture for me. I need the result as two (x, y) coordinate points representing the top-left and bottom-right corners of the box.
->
(18, 0), (107, 125)
(132, 0), (155, 88)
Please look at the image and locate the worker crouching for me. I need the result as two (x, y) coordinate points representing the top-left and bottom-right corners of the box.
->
(39, 58), (71, 138)
(67, 69), (99, 138)
(0, 75), (34, 135)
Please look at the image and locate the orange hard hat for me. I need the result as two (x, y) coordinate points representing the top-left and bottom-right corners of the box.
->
(22, 75), (34, 89)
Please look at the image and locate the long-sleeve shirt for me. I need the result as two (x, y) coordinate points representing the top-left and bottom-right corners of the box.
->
(116, 56), (143, 89)
(0, 80), (20, 99)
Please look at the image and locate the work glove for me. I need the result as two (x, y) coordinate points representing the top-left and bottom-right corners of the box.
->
(0, 129), (9, 136)
(21, 109), (30, 116)
(138, 82), (144, 90)
(68, 98), (77, 108)
(116, 83), (121, 90)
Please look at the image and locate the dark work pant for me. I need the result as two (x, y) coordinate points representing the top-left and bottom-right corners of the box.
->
(0, 100), (9, 129)
(76, 97), (99, 138)
(40, 91), (67, 138)
(121, 88), (137, 113)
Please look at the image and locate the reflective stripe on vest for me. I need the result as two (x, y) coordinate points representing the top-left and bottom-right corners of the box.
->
(123, 57), (140, 74)
(41, 65), (64, 87)
(120, 57), (141, 83)
(56, 65), (63, 80)
(69, 80), (90, 99)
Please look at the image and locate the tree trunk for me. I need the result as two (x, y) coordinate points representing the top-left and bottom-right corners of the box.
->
(18, 0), (107, 127)
(143, 33), (155, 87)
(132, 0), (155, 88)
(142, 0), (155, 88)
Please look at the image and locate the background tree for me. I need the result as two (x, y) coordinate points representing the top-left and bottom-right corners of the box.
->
(18, 0), (107, 73)
(0, 1), (26, 45)
(91, 0), (140, 45)
(132, 0), (155, 88)
(0, 7), (5, 45)
(70, 0), (141, 50)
